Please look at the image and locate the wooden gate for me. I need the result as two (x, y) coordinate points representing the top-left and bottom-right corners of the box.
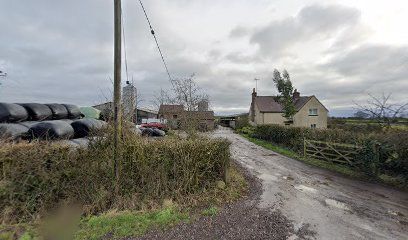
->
(303, 139), (362, 165)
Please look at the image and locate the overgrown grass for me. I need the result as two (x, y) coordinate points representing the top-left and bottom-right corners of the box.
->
(240, 133), (407, 189)
(201, 206), (218, 217)
(0, 161), (249, 240)
(75, 207), (189, 240)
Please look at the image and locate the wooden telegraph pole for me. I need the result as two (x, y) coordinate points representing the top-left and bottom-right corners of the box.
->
(113, 0), (122, 194)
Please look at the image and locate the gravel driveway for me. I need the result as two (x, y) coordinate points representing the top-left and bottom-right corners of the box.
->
(138, 127), (408, 240)
(215, 127), (408, 240)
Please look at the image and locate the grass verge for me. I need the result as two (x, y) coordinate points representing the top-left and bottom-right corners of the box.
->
(75, 208), (189, 240)
(0, 163), (248, 240)
(240, 133), (407, 189)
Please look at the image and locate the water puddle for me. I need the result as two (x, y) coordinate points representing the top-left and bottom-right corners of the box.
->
(294, 185), (317, 193)
(325, 199), (350, 211)
(259, 173), (278, 182)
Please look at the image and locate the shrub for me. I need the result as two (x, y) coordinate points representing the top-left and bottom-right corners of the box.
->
(0, 133), (230, 223)
(250, 124), (407, 181)
(236, 126), (254, 135)
(234, 115), (249, 130)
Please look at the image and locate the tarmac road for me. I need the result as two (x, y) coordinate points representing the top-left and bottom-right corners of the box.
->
(214, 126), (408, 240)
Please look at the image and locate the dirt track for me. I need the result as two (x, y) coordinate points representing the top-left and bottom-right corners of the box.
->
(214, 127), (408, 240)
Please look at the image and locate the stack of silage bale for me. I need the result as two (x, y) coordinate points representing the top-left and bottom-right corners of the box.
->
(0, 103), (107, 145)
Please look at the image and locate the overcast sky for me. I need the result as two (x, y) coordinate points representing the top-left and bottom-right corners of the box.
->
(0, 0), (407, 116)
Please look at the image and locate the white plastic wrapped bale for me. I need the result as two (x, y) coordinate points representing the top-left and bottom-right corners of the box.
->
(0, 103), (28, 123)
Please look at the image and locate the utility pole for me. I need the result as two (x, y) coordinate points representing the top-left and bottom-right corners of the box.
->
(113, 0), (122, 195)
(254, 78), (259, 92)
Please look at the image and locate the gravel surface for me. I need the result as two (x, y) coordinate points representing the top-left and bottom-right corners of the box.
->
(216, 127), (408, 240)
(134, 127), (408, 239)
(136, 162), (297, 240)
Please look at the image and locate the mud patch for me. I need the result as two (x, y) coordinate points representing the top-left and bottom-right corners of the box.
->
(263, 153), (277, 156)
(399, 220), (408, 226)
(295, 223), (317, 240)
(283, 176), (295, 181)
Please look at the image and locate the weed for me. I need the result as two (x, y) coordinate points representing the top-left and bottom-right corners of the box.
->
(74, 207), (189, 240)
(201, 206), (218, 217)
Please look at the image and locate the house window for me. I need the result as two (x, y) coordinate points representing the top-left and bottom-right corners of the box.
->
(311, 124), (317, 129)
(309, 108), (318, 116)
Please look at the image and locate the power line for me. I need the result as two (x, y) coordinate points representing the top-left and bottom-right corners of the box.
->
(121, 6), (130, 84)
(138, 0), (173, 81)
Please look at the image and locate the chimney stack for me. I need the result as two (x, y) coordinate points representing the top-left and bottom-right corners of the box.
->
(293, 89), (300, 100)
(251, 88), (257, 122)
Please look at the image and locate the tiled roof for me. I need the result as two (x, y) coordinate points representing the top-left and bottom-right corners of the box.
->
(158, 104), (184, 114)
(255, 96), (313, 113)
(185, 111), (215, 120)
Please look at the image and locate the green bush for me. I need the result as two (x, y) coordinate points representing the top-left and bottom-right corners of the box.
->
(234, 115), (250, 130)
(0, 133), (230, 224)
(251, 124), (407, 181)
(236, 126), (254, 135)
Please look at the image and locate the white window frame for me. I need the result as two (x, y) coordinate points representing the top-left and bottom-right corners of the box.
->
(309, 108), (318, 116)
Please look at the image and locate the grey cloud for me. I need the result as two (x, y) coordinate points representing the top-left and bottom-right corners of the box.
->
(249, 4), (361, 58)
(229, 26), (250, 38)
(324, 45), (408, 83)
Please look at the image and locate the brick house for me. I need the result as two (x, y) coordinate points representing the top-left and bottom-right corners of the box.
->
(158, 104), (215, 131)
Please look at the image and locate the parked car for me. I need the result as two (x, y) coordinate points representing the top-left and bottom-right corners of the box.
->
(140, 122), (168, 131)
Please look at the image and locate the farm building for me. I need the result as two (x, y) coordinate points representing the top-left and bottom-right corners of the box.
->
(158, 104), (215, 131)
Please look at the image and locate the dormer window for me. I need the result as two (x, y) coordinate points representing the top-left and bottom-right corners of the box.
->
(309, 108), (318, 116)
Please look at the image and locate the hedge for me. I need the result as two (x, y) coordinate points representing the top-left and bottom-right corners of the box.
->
(0, 134), (230, 223)
(250, 124), (408, 180)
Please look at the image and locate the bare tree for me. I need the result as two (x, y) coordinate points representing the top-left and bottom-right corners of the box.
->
(152, 88), (174, 110)
(354, 93), (407, 127)
(170, 74), (209, 111)
(153, 74), (210, 111)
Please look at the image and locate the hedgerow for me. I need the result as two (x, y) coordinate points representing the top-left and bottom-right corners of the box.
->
(0, 132), (230, 224)
(249, 124), (407, 182)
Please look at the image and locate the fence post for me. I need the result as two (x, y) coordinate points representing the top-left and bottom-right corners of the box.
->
(373, 142), (380, 176)
(303, 137), (306, 157)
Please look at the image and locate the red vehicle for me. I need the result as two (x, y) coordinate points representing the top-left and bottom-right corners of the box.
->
(140, 122), (168, 131)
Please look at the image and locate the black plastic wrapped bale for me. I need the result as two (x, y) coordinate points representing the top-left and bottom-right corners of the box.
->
(141, 128), (154, 137)
(0, 103), (28, 123)
(29, 120), (74, 140)
(152, 128), (165, 137)
(18, 121), (40, 128)
(19, 103), (52, 121)
(62, 104), (82, 119)
(71, 119), (107, 138)
(46, 104), (68, 120)
(0, 123), (29, 140)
